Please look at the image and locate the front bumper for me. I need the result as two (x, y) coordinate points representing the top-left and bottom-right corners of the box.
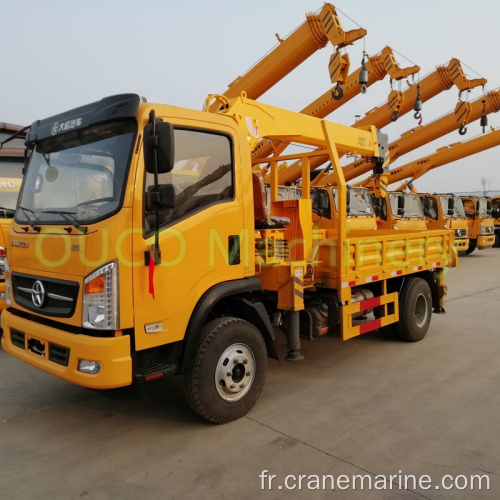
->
(477, 235), (495, 249)
(454, 238), (469, 252)
(1, 309), (132, 389)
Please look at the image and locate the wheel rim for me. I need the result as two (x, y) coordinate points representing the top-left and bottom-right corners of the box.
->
(215, 343), (256, 402)
(415, 292), (429, 329)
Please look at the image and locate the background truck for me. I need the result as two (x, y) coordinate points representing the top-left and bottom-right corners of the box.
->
(370, 191), (427, 231)
(490, 196), (500, 248)
(1, 92), (456, 423)
(419, 193), (469, 252)
(461, 196), (495, 253)
(0, 123), (26, 319)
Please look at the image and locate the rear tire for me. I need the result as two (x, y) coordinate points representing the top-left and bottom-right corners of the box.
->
(397, 277), (432, 342)
(184, 317), (267, 424)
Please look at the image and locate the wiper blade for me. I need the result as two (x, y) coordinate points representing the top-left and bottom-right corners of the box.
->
(41, 210), (88, 234)
(18, 206), (41, 232)
(0, 206), (16, 214)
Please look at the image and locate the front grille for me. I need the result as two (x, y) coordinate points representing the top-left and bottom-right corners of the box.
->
(454, 229), (466, 238)
(12, 273), (79, 318)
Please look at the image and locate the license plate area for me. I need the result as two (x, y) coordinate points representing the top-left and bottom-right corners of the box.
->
(27, 337), (46, 357)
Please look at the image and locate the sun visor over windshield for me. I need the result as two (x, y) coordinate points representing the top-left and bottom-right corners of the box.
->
(26, 94), (142, 147)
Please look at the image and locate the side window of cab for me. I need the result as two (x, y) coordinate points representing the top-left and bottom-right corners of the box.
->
(144, 128), (234, 233)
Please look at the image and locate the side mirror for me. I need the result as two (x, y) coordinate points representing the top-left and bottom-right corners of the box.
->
(318, 192), (328, 211)
(143, 119), (175, 174)
(447, 197), (455, 217)
(145, 184), (175, 211)
(397, 194), (405, 216)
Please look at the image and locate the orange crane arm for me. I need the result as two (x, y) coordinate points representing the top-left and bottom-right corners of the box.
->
(355, 58), (487, 130)
(317, 60), (489, 186)
(215, 3), (365, 107)
(348, 89), (500, 188)
(253, 46), (419, 162)
(384, 127), (500, 189)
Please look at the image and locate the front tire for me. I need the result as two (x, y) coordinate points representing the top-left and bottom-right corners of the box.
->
(465, 239), (477, 255)
(184, 317), (267, 424)
(397, 277), (432, 342)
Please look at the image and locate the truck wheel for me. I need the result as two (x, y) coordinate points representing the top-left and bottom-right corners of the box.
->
(465, 239), (477, 255)
(184, 317), (267, 424)
(494, 234), (500, 248)
(397, 277), (432, 342)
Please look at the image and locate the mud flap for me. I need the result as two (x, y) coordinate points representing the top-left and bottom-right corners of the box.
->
(341, 292), (399, 341)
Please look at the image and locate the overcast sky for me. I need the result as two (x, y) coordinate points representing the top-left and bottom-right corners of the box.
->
(2, 0), (500, 193)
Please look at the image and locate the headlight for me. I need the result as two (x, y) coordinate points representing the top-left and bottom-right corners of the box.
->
(83, 261), (119, 330)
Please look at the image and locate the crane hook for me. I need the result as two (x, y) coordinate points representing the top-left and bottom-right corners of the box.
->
(390, 111), (399, 122)
(480, 100), (488, 133)
(458, 125), (467, 136)
(413, 84), (422, 120)
(331, 83), (344, 101)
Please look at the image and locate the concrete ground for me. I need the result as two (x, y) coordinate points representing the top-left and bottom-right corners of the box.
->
(1, 249), (499, 499)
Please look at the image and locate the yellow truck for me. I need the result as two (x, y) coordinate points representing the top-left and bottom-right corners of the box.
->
(460, 196), (495, 254)
(419, 193), (469, 252)
(0, 123), (26, 321)
(1, 92), (456, 423)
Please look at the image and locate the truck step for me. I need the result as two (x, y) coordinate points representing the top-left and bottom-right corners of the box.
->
(135, 363), (176, 382)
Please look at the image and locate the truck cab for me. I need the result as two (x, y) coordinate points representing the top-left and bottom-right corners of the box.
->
(461, 196), (495, 254)
(420, 193), (469, 252)
(371, 191), (427, 231)
(311, 185), (377, 232)
(0, 123), (26, 315)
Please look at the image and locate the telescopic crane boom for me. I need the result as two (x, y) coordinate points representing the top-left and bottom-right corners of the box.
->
(314, 60), (489, 186)
(350, 89), (500, 189)
(213, 3), (366, 110)
(383, 127), (500, 190)
(355, 58), (487, 129)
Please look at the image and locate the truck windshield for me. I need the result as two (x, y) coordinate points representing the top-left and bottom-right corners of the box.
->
(0, 158), (24, 217)
(331, 187), (374, 216)
(478, 198), (492, 217)
(439, 195), (466, 219)
(16, 120), (136, 225)
(347, 187), (374, 216)
(388, 193), (424, 219)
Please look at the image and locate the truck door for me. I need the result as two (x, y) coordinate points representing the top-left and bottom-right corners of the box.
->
(132, 126), (247, 351)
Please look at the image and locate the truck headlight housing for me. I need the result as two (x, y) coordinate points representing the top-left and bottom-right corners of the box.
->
(83, 261), (119, 330)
